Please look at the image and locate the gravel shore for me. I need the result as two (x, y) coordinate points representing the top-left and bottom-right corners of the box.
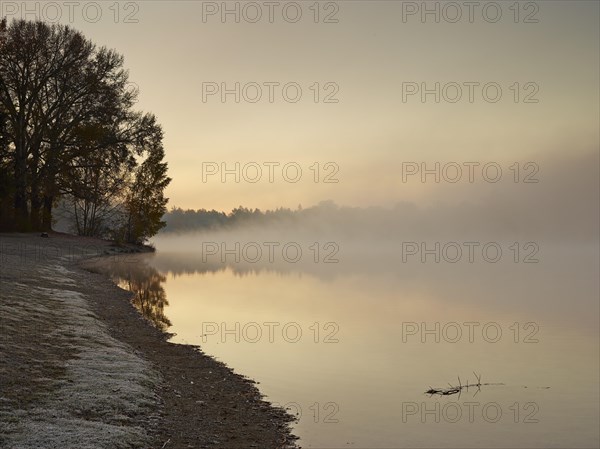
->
(0, 233), (296, 449)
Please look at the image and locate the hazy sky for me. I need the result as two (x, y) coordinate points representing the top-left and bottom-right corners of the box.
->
(8, 1), (599, 211)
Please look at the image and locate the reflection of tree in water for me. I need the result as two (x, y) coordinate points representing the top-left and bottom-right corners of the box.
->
(97, 259), (172, 331)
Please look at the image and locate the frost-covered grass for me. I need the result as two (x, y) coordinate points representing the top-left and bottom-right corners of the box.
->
(0, 236), (161, 448)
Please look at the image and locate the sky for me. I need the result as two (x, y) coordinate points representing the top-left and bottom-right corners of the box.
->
(5, 0), (599, 211)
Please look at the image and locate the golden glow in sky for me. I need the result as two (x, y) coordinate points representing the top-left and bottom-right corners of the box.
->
(7, 1), (599, 211)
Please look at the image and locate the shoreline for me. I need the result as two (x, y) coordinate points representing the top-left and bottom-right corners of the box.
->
(0, 232), (297, 448)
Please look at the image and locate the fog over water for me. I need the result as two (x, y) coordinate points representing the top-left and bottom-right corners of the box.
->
(86, 146), (600, 447)
(95, 150), (591, 448)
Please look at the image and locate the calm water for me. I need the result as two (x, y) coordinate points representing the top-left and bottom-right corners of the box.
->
(93, 237), (599, 448)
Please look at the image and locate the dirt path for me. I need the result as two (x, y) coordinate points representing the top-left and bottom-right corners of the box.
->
(0, 233), (296, 449)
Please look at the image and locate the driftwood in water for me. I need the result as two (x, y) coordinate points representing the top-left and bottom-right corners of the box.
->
(425, 372), (503, 397)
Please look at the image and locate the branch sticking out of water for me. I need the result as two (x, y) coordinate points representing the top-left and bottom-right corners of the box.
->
(425, 372), (503, 398)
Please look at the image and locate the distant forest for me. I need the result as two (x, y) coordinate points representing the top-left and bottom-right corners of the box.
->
(162, 204), (320, 233)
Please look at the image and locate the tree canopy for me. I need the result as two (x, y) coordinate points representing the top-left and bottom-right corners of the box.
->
(0, 18), (170, 243)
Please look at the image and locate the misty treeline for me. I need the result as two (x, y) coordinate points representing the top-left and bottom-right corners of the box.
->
(163, 147), (598, 243)
(0, 18), (170, 243)
(163, 203), (323, 233)
(162, 201), (421, 237)
(161, 200), (516, 236)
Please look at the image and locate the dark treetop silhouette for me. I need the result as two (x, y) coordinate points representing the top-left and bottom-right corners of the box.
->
(0, 18), (170, 243)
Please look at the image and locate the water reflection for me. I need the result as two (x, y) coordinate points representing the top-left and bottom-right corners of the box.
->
(87, 257), (171, 331)
(142, 240), (600, 332)
(85, 242), (599, 448)
(143, 250), (599, 448)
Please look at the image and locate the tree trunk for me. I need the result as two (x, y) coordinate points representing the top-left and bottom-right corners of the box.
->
(29, 177), (42, 231)
(13, 157), (28, 228)
(13, 118), (29, 230)
(41, 195), (53, 231)
(29, 195), (41, 231)
(41, 149), (59, 231)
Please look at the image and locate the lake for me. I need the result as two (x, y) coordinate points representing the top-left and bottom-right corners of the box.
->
(91, 235), (599, 448)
